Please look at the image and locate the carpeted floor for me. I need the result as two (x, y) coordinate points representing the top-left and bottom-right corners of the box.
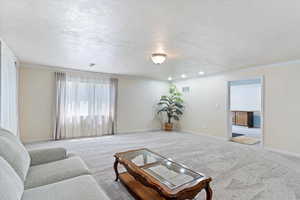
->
(26, 131), (300, 200)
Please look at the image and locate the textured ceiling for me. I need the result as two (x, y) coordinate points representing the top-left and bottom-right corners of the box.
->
(1, 0), (300, 80)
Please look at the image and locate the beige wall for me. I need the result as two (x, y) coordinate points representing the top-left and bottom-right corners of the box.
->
(175, 63), (300, 155)
(20, 62), (300, 155)
(19, 67), (55, 142)
(117, 78), (167, 133)
(19, 66), (168, 143)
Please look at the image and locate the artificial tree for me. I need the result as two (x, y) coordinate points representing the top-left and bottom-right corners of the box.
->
(157, 84), (184, 131)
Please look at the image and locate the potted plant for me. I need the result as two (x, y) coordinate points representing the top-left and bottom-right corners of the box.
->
(157, 84), (184, 131)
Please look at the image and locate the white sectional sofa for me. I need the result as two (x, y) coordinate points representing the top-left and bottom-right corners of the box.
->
(0, 128), (110, 200)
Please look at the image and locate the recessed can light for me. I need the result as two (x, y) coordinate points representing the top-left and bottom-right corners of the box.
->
(168, 77), (172, 81)
(198, 71), (205, 75)
(181, 74), (186, 78)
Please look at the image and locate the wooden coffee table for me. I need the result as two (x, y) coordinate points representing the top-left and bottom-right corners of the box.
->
(114, 148), (212, 200)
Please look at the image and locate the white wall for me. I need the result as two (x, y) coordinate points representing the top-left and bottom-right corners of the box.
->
(0, 39), (19, 135)
(230, 83), (261, 111)
(19, 65), (168, 143)
(175, 63), (300, 155)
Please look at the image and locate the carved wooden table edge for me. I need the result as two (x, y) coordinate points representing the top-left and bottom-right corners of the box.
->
(113, 149), (213, 200)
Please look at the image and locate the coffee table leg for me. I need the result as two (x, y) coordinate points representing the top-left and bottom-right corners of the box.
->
(114, 158), (119, 181)
(205, 183), (213, 200)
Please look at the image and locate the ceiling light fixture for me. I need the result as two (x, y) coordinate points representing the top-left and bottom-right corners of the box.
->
(198, 71), (205, 75)
(151, 53), (167, 64)
(168, 77), (172, 81)
(181, 74), (186, 78)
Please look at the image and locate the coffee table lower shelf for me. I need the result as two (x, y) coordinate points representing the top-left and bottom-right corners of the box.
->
(119, 172), (166, 200)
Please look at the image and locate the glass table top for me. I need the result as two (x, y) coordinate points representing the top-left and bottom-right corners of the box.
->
(119, 149), (204, 189)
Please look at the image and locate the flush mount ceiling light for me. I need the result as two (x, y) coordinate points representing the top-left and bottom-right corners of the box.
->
(151, 53), (167, 64)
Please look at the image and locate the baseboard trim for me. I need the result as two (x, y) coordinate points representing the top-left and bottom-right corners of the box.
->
(181, 130), (228, 141)
(182, 130), (300, 158)
(264, 147), (300, 159)
(24, 129), (161, 144)
(116, 129), (161, 135)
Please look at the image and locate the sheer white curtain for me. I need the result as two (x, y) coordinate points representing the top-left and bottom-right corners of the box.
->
(0, 40), (19, 135)
(54, 72), (118, 140)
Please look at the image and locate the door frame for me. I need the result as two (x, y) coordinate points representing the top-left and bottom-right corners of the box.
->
(226, 76), (265, 147)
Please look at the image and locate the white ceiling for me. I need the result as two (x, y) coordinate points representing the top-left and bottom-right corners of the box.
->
(1, 0), (300, 80)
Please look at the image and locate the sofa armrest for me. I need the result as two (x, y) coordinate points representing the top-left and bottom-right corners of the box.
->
(29, 147), (67, 166)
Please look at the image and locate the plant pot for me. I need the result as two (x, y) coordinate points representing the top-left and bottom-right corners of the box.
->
(164, 123), (173, 131)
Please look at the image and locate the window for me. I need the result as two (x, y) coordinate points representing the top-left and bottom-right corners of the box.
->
(54, 72), (118, 139)
(65, 81), (110, 119)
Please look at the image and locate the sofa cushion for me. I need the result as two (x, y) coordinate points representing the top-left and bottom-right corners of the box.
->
(0, 157), (24, 200)
(24, 156), (91, 189)
(29, 147), (67, 166)
(0, 128), (31, 181)
(22, 175), (110, 200)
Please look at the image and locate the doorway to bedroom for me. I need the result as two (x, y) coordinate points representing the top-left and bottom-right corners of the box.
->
(227, 78), (263, 146)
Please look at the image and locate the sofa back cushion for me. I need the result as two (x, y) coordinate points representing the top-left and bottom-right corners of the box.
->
(0, 157), (24, 200)
(0, 128), (31, 181)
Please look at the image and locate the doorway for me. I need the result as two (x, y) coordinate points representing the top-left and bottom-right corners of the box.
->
(227, 77), (264, 146)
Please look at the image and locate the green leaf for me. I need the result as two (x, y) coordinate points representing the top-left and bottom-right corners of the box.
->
(158, 102), (170, 107)
(174, 109), (182, 114)
(174, 97), (183, 103)
(173, 115), (180, 120)
(157, 107), (168, 114)
(160, 96), (171, 101)
(174, 102), (183, 108)
(157, 84), (184, 122)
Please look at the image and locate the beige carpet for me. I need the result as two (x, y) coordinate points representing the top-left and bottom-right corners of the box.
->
(26, 131), (300, 200)
(231, 136), (260, 145)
